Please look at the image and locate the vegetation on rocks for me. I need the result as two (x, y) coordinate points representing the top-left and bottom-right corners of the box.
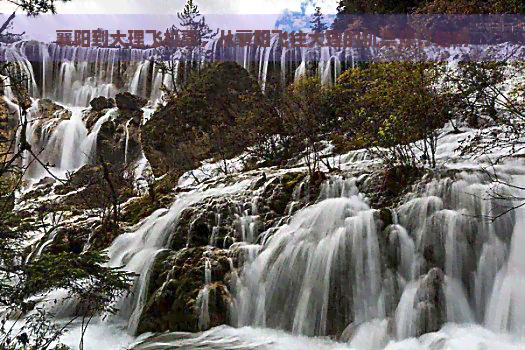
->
(4, 0), (525, 345)
(137, 247), (233, 334)
(142, 61), (278, 176)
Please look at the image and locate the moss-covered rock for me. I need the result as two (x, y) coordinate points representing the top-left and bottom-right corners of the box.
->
(83, 109), (107, 132)
(120, 170), (180, 225)
(163, 171), (324, 250)
(88, 220), (123, 251)
(28, 218), (122, 257)
(266, 172), (305, 215)
(359, 165), (424, 208)
(36, 98), (68, 120)
(56, 164), (135, 210)
(115, 92), (147, 111)
(40, 224), (91, 255)
(136, 247), (234, 335)
(142, 62), (277, 176)
(168, 196), (239, 250)
(90, 96), (115, 111)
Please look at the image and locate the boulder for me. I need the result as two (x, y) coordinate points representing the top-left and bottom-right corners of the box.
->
(142, 62), (277, 176)
(340, 322), (360, 342)
(90, 96), (115, 111)
(413, 267), (446, 336)
(83, 110), (105, 132)
(415, 301), (440, 336)
(37, 98), (66, 120)
(136, 247), (234, 335)
(115, 92), (147, 111)
(91, 111), (142, 165)
(56, 164), (135, 210)
(417, 212), (448, 271)
(415, 267), (445, 305)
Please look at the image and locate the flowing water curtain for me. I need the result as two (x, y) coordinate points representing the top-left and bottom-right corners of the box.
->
(236, 191), (387, 337)
(2, 33), (371, 109)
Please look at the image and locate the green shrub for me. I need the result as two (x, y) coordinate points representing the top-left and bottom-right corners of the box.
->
(334, 62), (452, 167)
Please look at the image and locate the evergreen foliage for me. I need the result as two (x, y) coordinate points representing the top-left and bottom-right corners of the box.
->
(0, 0), (72, 17)
(172, 0), (219, 46)
(310, 7), (328, 32)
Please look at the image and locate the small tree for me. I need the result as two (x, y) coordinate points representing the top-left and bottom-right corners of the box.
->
(154, 0), (219, 93)
(173, 0), (219, 46)
(310, 7), (328, 33)
(335, 62), (452, 167)
(275, 76), (336, 174)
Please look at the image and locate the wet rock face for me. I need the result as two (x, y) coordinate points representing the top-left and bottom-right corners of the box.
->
(165, 171), (319, 251)
(40, 224), (91, 255)
(137, 247), (234, 335)
(83, 110), (105, 132)
(93, 110), (142, 165)
(359, 165), (424, 208)
(414, 267), (446, 336)
(89, 96), (115, 111)
(167, 197), (239, 251)
(37, 98), (67, 120)
(134, 171), (328, 335)
(340, 321), (359, 342)
(30, 218), (120, 258)
(382, 269), (402, 318)
(115, 92), (147, 111)
(56, 164), (135, 210)
(84, 94), (145, 166)
(415, 301), (440, 336)
(490, 186), (516, 246)
(46, 221), (120, 253)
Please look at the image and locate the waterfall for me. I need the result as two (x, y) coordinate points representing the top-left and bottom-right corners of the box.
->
(13, 99), (87, 181)
(196, 257), (213, 331)
(104, 179), (251, 335)
(124, 118), (132, 164)
(1, 35), (368, 108)
(59, 107), (88, 171)
(485, 176), (525, 335)
(10, 104), (521, 349)
(4, 28), (525, 350)
(80, 107), (117, 164)
(236, 190), (376, 336)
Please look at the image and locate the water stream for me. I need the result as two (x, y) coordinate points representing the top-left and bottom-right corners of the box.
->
(2, 38), (525, 350)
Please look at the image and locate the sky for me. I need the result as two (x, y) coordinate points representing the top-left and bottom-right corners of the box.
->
(0, 0), (338, 42)
(1, 0), (338, 15)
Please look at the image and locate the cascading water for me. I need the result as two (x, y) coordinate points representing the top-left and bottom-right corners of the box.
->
(9, 108), (525, 349)
(4, 27), (525, 350)
(484, 176), (525, 335)
(13, 100), (88, 182)
(103, 180), (252, 335)
(59, 107), (88, 171)
(79, 107), (116, 164)
(0, 34), (400, 107)
(235, 189), (378, 336)
(124, 164), (525, 350)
